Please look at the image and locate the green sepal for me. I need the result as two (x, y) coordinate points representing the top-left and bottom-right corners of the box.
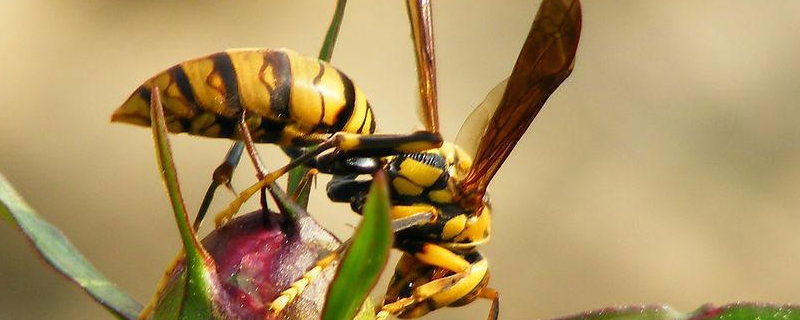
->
(149, 89), (222, 320)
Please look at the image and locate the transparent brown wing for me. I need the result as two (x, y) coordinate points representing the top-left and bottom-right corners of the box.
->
(406, 0), (439, 133)
(455, 79), (508, 159)
(459, 0), (582, 199)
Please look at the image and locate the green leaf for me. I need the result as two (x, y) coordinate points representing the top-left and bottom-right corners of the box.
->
(555, 303), (800, 320)
(149, 89), (221, 319)
(0, 172), (142, 320)
(322, 172), (392, 320)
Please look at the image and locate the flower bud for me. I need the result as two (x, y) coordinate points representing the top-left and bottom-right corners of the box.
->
(145, 210), (341, 320)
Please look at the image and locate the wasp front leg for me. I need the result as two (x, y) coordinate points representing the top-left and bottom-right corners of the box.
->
(214, 131), (442, 227)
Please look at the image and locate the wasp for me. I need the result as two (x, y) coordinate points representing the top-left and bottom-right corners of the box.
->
(114, 0), (581, 317)
(253, 0), (583, 319)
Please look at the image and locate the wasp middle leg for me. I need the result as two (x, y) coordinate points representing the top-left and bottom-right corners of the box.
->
(194, 111), (272, 229)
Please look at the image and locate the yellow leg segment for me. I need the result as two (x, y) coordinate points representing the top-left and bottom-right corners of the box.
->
(414, 243), (471, 273)
(268, 251), (340, 315)
(379, 245), (494, 319)
(214, 169), (286, 227)
(390, 205), (437, 220)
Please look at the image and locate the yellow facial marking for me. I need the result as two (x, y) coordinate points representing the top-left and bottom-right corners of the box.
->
(392, 177), (423, 196)
(428, 189), (453, 203)
(430, 259), (488, 308)
(441, 215), (467, 240)
(399, 158), (442, 187)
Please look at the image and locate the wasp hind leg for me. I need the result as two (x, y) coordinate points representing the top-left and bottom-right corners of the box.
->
(376, 266), (482, 320)
(214, 131), (442, 227)
(477, 287), (500, 320)
(377, 245), (492, 320)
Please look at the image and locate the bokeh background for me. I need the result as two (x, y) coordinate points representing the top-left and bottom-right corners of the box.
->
(2, 1), (800, 319)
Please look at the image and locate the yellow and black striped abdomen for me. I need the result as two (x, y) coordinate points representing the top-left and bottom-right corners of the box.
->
(112, 48), (375, 146)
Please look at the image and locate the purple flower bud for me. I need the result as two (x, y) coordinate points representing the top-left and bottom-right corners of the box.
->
(146, 210), (341, 320)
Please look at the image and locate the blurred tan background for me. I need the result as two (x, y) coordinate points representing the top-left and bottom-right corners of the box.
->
(2, 1), (800, 319)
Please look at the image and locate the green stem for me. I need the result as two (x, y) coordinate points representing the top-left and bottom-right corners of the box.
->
(319, 0), (349, 62)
